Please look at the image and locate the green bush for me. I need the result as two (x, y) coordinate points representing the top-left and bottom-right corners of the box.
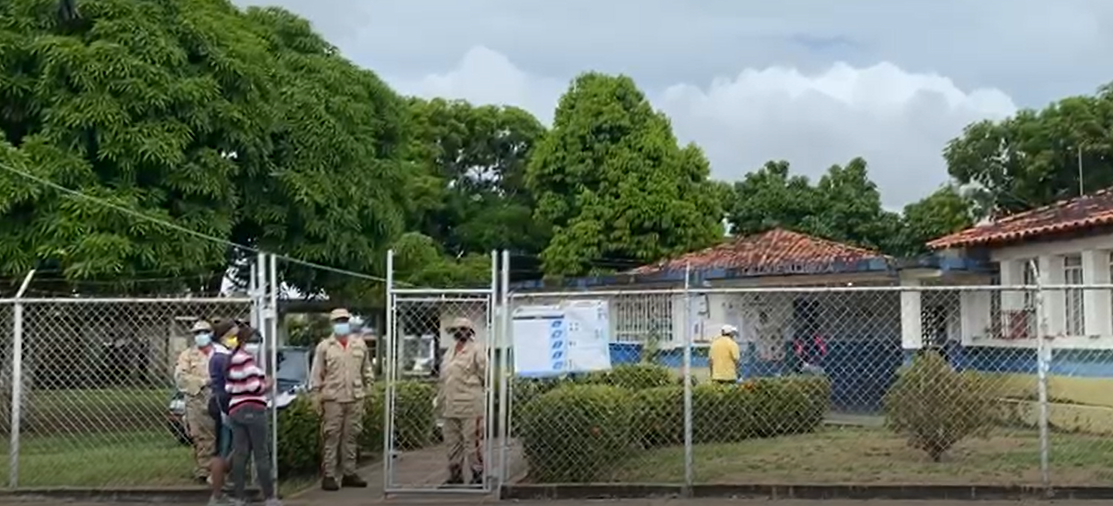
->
(884, 350), (996, 461)
(517, 374), (831, 482)
(276, 397), (322, 476)
(518, 384), (634, 483)
(633, 386), (684, 447)
(581, 364), (675, 390)
(275, 379), (437, 477)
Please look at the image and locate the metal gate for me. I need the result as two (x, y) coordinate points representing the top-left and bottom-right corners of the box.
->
(382, 250), (498, 495)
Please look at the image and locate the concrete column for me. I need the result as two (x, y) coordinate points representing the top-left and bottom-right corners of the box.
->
(960, 290), (991, 345)
(1082, 249), (1111, 337)
(1039, 255), (1066, 336)
(900, 278), (922, 353)
(999, 259), (1026, 311)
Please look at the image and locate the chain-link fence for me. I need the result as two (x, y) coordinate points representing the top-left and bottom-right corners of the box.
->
(2, 297), (253, 488)
(500, 283), (1113, 490)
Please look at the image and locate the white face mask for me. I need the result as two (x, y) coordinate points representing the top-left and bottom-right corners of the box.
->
(194, 333), (212, 347)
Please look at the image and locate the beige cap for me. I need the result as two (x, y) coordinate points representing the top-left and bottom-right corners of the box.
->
(191, 320), (213, 332)
(329, 308), (352, 321)
(447, 317), (475, 331)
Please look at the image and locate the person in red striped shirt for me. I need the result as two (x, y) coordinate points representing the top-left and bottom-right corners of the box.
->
(221, 324), (280, 506)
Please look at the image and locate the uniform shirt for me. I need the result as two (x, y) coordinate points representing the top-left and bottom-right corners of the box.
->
(439, 338), (486, 418)
(310, 335), (374, 403)
(708, 336), (741, 382)
(174, 346), (213, 398)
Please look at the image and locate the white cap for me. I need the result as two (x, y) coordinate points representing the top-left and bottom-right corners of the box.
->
(721, 324), (738, 336)
(191, 320), (213, 333)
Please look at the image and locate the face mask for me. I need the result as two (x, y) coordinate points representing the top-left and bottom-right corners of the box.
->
(223, 335), (239, 349)
(333, 323), (351, 336)
(194, 333), (212, 347)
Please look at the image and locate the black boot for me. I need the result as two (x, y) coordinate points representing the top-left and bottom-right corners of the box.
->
(470, 469), (483, 485)
(321, 476), (340, 491)
(441, 465), (463, 487)
(341, 474), (367, 488)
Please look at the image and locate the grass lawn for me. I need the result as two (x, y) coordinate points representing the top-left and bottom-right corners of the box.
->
(0, 430), (319, 495)
(607, 426), (1113, 486)
(3, 430), (194, 487)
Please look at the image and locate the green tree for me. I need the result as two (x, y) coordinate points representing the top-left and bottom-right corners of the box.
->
(404, 98), (549, 259)
(896, 184), (975, 256)
(727, 157), (902, 255)
(0, 0), (410, 296)
(727, 161), (820, 237)
(526, 72), (724, 276)
(944, 85), (1113, 218)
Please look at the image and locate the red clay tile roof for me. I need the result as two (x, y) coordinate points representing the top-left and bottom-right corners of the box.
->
(927, 188), (1113, 250)
(631, 228), (890, 275)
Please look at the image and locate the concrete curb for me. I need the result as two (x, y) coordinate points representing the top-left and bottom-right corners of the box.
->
(500, 483), (1113, 501)
(0, 486), (262, 504)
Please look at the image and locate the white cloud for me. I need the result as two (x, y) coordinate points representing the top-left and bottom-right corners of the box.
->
(389, 46), (1018, 208)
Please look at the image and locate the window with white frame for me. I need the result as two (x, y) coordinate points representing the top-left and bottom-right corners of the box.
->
(611, 295), (674, 344)
(1064, 254), (1084, 336)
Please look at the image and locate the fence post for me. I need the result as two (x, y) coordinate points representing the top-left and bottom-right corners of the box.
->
(382, 249), (395, 495)
(496, 249), (510, 499)
(1032, 261), (1051, 490)
(8, 270), (35, 488)
(682, 262), (693, 494)
(266, 253), (280, 483)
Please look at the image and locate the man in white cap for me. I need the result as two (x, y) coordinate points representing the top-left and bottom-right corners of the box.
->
(708, 324), (741, 385)
(310, 308), (374, 491)
(174, 319), (217, 483)
(437, 317), (487, 487)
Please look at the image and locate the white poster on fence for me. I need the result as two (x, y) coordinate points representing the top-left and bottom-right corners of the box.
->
(512, 300), (612, 377)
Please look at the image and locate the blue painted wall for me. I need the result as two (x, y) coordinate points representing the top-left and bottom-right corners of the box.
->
(608, 338), (904, 413)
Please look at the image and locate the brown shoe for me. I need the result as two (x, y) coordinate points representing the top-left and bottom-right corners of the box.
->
(321, 476), (340, 491)
(341, 474), (367, 488)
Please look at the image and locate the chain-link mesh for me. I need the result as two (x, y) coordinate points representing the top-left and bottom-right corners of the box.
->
(501, 286), (1100, 487)
(507, 291), (686, 485)
(385, 294), (495, 492)
(1041, 286), (1113, 486)
(12, 298), (251, 488)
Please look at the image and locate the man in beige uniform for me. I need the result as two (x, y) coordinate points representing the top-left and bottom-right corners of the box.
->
(174, 320), (217, 483)
(310, 308), (374, 491)
(438, 317), (487, 487)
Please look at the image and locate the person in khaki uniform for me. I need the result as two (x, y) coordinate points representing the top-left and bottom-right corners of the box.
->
(438, 317), (487, 487)
(310, 308), (374, 491)
(174, 320), (217, 483)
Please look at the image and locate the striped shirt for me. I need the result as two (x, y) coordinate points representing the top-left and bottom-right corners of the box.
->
(226, 348), (268, 413)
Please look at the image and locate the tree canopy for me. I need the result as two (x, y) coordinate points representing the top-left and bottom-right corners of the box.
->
(525, 72), (724, 276)
(944, 85), (1113, 218)
(1, 0), (1109, 293)
(0, 0), (410, 295)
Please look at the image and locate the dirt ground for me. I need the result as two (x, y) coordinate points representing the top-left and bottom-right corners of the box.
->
(0, 500), (1100, 506)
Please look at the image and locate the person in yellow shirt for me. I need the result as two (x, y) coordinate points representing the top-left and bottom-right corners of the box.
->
(708, 324), (741, 384)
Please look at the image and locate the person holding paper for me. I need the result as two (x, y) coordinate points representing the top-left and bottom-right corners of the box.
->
(708, 324), (741, 385)
(437, 317), (487, 487)
(310, 308), (373, 491)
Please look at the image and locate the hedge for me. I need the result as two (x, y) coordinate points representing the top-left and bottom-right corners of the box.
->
(275, 380), (437, 477)
(514, 364), (831, 482)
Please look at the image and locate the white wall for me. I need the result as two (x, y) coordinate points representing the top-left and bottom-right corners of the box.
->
(959, 233), (1113, 349)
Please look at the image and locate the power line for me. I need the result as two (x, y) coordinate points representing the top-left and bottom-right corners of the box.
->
(0, 160), (405, 286)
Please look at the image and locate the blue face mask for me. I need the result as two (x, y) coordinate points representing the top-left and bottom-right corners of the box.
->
(333, 322), (351, 336)
(194, 333), (212, 348)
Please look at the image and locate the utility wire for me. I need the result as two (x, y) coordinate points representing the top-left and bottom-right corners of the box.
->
(0, 160), (408, 286)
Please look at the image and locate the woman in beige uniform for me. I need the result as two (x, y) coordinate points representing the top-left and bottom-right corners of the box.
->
(438, 317), (487, 486)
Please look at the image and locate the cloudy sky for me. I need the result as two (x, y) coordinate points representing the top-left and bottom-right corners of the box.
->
(238, 0), (1112, 208)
